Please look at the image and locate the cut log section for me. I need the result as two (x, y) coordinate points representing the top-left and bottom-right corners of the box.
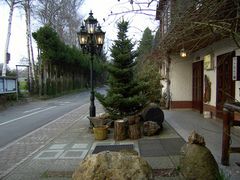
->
(141, 103), (164, 126)
(114, 119), (127, 140)
(128, 124), (141, 139)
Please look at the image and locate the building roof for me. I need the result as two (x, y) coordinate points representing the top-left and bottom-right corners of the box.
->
(156, 0), (239, 55)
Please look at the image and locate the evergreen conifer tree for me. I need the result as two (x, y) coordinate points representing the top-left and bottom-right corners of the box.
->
(137, 27), (153, 57)
(136, 27), (163, 104)
(96, 19), (146, 119)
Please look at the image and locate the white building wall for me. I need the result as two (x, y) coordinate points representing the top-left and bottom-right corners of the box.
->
(168, 38), (240, 108)
(169, 57), (192, 101)
(191, 38), (240, 107)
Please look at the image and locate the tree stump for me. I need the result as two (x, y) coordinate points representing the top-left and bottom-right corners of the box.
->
(114, 120), (127, 140)
(127, 115), (140, 125)
(128, 124), (141, 139)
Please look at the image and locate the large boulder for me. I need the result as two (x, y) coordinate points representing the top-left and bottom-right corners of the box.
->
(179, 132), (220, 180)
(72, 151), (153, 180)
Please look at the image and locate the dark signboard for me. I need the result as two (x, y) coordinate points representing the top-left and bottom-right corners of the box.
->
(0, 77), (17, 94)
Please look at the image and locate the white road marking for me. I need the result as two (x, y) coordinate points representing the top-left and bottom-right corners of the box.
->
(58, 101), (71, 104)
(23, 108), (42, 114)
(0, 106), (57, 126)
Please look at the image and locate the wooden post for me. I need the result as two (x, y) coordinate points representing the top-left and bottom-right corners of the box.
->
(114, 120), (127, 140)
(221, 109), (232, 166)
(128, 124), (141, 139)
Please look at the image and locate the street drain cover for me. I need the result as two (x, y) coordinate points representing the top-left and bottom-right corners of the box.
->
(92, 144), (134, 154)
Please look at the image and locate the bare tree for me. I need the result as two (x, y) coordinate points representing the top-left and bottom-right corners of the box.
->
(33, 0), (84, 46)
(22, 0), (35, 91)
(1, 0), (22, 76)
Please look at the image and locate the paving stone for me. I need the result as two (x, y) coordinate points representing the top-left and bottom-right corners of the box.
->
(160, 138), (185, 155)
(139, 138), (185, 157)
(49, 144), (68, 150)
(143, 156), (174, 169)
(34, 150), (64, 160)
(59, 150), (88, 159)
(48, 159), (81, 172)
(139, 139), (167, 156)
(4, 173), (40, 180)
(169, 155), (181, 167)
(71, 143), (88, 149)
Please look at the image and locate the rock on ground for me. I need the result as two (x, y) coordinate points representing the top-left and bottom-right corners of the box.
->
(143, 121), (161, 136)
(180, 132), (220, 180)
(72, 151), (153, 180)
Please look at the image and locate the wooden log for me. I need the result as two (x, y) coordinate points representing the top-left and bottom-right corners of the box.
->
(221, 109), (232, 166)
(141, 103), (164, 126)
(127, 115), (140, 125)
(114, 120), (127, 141)
(128, 124), (141, 139)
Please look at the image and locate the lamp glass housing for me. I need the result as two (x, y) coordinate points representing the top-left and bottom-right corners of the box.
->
(95, 24), (105, 45)
(85, 11), (98, 34)
(78, 32), (88, 46)
(95, 32), (105, 45)
(180, 48), (187, 57)
(87, 23), (96, 34)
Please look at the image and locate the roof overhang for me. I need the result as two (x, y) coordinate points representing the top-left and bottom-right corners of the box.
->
(157, 0), (239, 55)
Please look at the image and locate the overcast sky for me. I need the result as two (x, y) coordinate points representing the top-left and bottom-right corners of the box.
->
(0, 0), (159, 69)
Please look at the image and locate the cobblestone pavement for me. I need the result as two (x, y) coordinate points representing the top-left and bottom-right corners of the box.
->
(1, 101), (185, 180)
(0, 102), (104, 179)
(3, 104), (240, 179)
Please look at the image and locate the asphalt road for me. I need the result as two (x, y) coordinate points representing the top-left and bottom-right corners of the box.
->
(0, 88), (105, 148)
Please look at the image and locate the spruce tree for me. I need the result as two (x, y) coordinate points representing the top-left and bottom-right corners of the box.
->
(136, 27), (163, 104)
(96, 19), (146, 119)
(137, 27), (153, 57)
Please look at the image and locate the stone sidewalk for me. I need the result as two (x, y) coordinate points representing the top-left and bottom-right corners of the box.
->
(0, 103), (91, 179)
(1, 102), (185, 180)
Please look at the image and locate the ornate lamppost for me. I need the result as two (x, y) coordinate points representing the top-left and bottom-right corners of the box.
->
(77, 11), (105, 117)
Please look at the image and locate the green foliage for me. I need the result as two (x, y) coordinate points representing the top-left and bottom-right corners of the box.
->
(33, 25), (107, 97)
(32, 25), (63, 62)
(135, 28), (163, 104)
(137, 27), (154, 57)
(137, 59), (163, 104)
(217, 169), (230, 180)
(96, 19), (147, 119)
(33, 25), (89, 68)
(19, 81), (28, 91)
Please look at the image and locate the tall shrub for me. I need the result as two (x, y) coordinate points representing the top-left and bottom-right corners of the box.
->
(96, 19), (146, 119)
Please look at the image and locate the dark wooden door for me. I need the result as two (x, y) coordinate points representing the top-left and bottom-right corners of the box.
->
(192, 61), (203, 113)
(216, 52), (235, 118)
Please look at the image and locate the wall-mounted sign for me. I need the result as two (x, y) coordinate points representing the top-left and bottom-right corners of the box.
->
(233, 56), (240, 81)
(204, 54), (214, 70)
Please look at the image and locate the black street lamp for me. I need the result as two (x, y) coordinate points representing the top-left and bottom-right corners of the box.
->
(77, 11), (105, 117)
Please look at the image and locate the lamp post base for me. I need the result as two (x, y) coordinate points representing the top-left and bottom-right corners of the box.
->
(89, 104), (96, 129)
(89, 105), (96, 117)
